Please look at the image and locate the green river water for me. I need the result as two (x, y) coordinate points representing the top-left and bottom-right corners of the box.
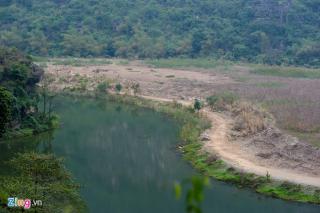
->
(1, 97), (319, 213)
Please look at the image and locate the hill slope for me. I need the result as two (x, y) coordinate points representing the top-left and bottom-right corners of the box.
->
(0, 0), (319, 66)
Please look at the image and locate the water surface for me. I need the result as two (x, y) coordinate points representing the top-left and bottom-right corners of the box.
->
(3, 96), (319, 213)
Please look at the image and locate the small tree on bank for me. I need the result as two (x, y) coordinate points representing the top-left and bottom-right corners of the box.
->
(115, 83), (122, 93)
(194, 99), (202, 112)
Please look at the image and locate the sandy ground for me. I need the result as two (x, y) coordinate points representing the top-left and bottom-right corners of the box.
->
(46, 63), (232, 100)
(202, 110), (320, 187)
(46, 62), (320, 188)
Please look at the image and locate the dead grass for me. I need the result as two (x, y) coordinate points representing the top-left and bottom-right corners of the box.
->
(210, 73), (320, 146)
(207, 93), (268, 136)
(232, 101), (267, 136)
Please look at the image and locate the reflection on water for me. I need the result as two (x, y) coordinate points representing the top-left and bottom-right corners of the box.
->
(3, 96), (319, 213)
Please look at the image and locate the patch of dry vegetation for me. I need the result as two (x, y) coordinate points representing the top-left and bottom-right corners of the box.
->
(207, 92), (269, 136)
(206, 92), (320, 177)
(212, 72), (320, 146)
(232, 101), (267, 136)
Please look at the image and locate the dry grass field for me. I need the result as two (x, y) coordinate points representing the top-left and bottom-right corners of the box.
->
(40, 58), (320, 147)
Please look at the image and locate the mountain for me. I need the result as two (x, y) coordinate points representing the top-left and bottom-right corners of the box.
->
(0, 0), (319, 66)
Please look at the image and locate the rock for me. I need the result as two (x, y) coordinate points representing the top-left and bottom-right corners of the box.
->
(200, 132), (211, 141)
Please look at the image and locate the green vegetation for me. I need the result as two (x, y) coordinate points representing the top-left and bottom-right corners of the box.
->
(0, 47), (58, 139)
(0, 152), (86, 212)
(206, 92), (238, 111)
(0, 1), (319, 67)
(148, 58), (232, 70)
(0, 87), (13, 136)
(96, 81), (109, 94)
(182, 139), (320, 204)
(174, 176), (210, 213)
(193, 99), (202, 112)
(251, 66), (320, 79)
(48, 58), (112, 66)
(115, 83), (122, 93)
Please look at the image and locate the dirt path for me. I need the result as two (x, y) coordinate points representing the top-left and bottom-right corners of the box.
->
(142, 95), (320, 188)
(202, 110), (320, 188)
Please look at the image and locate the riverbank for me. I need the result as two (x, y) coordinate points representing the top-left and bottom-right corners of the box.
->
(60, 90), (320, 204)
(139, 95), (320, 204)
(0, 115), (60, 141)
(43, 60), (320, 204)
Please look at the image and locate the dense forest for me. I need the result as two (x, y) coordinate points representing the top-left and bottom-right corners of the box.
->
(0, 47), (56, 138)
(0, 0), (319, 66)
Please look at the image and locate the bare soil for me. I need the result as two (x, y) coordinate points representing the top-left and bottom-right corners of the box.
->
(46, 63), (232, 100)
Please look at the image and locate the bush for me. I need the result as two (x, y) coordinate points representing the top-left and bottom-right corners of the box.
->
(194, 99), (202, 112)
(47, 114), (60, 129)
(96, 81), (109, 93)
(206, 92), (238, 111)
(131, 83), (140, 95)
(115, 83), (122, 92)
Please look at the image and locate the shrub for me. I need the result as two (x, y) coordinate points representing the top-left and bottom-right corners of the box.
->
(206, 92), (238, 111)
(115, 83), (122, 92)
(96, 81), (109, 93)
(131, 83), (140, 95)
(194, 99), (202, 112)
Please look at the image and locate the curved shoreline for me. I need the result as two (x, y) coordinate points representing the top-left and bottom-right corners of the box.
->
(47, 91), (320, 204)
(141, 95), (320, 188)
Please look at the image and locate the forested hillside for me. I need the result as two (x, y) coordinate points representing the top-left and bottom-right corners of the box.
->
(0, 0), (319, 66)
(0, 47), (57, 138)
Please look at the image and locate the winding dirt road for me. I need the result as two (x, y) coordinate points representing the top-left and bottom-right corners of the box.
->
(143, 95), (320, 188)
(203, 110), (320, 188)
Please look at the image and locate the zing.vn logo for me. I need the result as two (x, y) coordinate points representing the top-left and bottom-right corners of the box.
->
(7, 197), (42, 209)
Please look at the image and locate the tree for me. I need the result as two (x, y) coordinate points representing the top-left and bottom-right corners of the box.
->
(2, 152), (87, 213)
(0, 46), (46, 136)
(0, 86), (13, 136)
(194, 99), (202, 112)
(191, 32), (205, 57)
(115, 83), (122, 93)
(0, 0), (319, 67)
(39, 74), (55, 119)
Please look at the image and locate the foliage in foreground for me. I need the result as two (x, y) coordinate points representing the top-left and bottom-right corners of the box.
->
(175, 176), (210, 213)
(0, 152), (86, 213)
